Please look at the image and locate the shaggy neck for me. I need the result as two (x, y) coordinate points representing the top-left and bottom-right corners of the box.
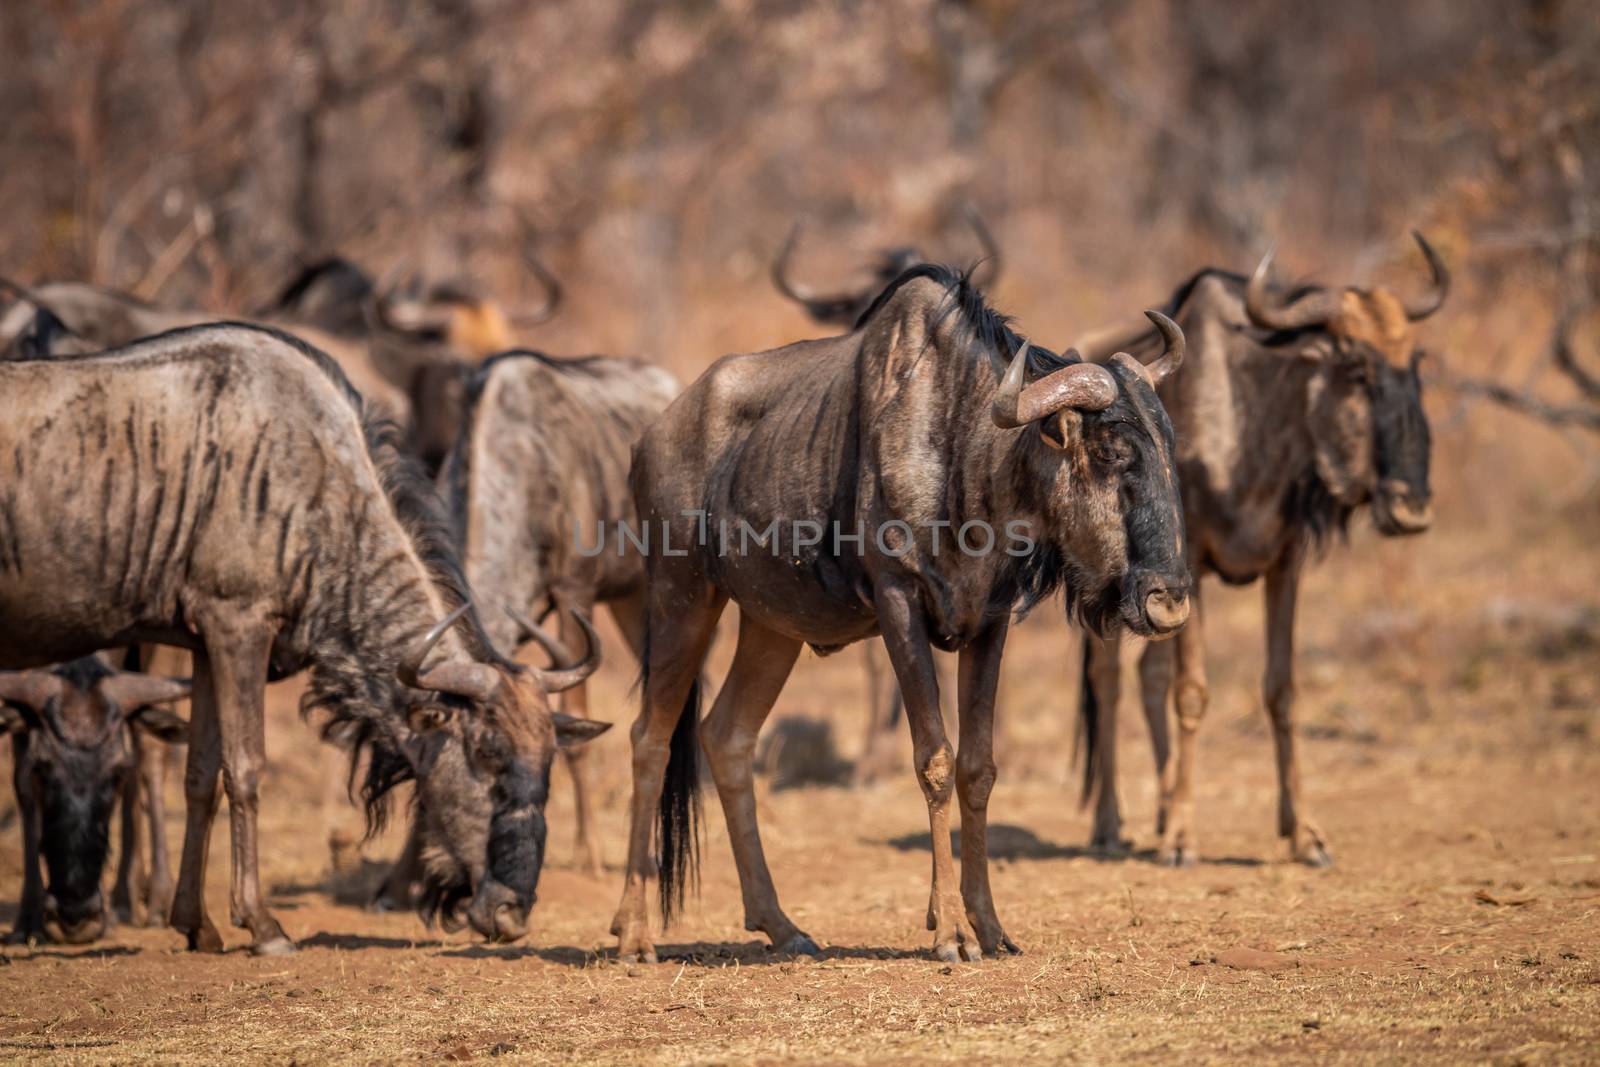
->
(303, 497), (466, 719)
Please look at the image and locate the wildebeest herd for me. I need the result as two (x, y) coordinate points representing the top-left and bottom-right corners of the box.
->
(0, 217), (1445, 960)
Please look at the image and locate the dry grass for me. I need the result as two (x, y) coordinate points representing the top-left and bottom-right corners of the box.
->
(0, 501), (1596, 1064)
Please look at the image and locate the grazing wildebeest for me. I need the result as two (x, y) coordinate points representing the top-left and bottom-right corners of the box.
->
(0, 322), (604, 953)
(770, 212), (1003, 784)
(1073, 233), (1446, 867)
(771, 205), (1001, 328)
(0, 279), (413, 421)
(0, 654), (188, 944)
(613, 265), (1189, 963)
(371, 349), (678, 904)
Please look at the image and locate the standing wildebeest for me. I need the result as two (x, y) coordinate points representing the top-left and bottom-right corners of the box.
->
(0, 322), (604, 953)
(770, 211), (1003, 784)
(371, 349), (677, 902)
(1, 655), (188, 943)
(1074, 233), (1446, 867)
(614, 265), (1189, 963)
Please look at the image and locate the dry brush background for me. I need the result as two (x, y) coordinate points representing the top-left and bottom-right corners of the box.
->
(0, 1), (1598, 1063)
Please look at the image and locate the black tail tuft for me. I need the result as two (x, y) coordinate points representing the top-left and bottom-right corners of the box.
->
(656, 678), (702, 927)
(1076, 634), (1100, 809)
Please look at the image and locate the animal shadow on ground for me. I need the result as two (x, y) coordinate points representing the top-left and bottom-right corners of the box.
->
(4, 944), (142, 962)
(882, 825), (1265, 867)
(297, 931), (443, 952)
(269, 858), (394, 908)
(440, 940), (929, 967)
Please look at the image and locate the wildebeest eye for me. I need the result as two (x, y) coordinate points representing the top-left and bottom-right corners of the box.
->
(1087, 430), (1133, 470)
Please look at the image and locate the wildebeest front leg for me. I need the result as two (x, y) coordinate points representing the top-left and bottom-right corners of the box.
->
(956, 617), (1019, 956)
(1159, 580), (1207, 868)
(1083, 633), (1128, 854)
(1264, 550), (1330, 867)
(611, 582), (725, 964)
(111, 750), (144, 925)
(559, 597), (605, 880)
(171, 651), (224, 952)
(875, 581), (981, 962)
(6, 751), (47, 944)
(698, 616), (809, 954)
(1138, 637), (1174, 834)
(201, 612), (291, 955)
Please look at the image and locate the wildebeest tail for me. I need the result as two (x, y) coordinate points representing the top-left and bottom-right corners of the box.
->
(657, 676), (703, 927)
(1075, 633), (1100, 809)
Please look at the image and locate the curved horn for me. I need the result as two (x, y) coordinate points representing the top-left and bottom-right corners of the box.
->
(511, 604), (602, 694)
(99, 673), (191, 711)
(509, 218), (563, 327)
(964, 203), (1002, 289)
(1402, 230), (1449, 322)
(1244, 246), (1343, 332)
(0, 671), (62, 712)
(771, 221), (818, 304)
(362, 259), (415, 335)
(398, 602), (503, 703)
(991, 336), (1117, 429)
(1141, 310), (1185, 386)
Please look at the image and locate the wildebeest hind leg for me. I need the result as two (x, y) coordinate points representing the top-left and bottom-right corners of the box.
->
(875, 580), (981, 963)
(611, 581), (725, 964)
(698, 615), (809, 955)
(1264, 552), (1330, 867)
(170, 651), (224, 952)
(559, 598), (605, 880)
(956, 617), (1020, 956)
(202, 610), (293, 954)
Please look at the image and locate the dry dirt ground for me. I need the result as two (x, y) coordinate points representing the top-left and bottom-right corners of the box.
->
(0, 509), (1596, 1065)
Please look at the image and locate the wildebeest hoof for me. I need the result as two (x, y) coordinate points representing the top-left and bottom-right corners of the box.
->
(1297, 844), (1333, 869)
(984, 934), (1023, 956)
(616, 946), (658, 965)
(3, 926), (44, 946)
(934, 933), (983, 964)
(774, 933), (821, 958)
(182, 923), (225, 953)
(1091, 833), (1132, 858)
(1159, 846), (1198, 869)
(251, 935), (297, 957)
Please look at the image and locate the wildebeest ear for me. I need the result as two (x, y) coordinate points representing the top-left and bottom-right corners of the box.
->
(407, 704), (456, 734)
(131, 706), (188, 744)
(1038, 409), (1081, 452)
(553, 713), (611, 750)
(0, 704), (31, 735)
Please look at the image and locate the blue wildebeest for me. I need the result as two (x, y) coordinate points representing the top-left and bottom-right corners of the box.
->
(371, 349), (679, 905)
(0, 323), (603, 953)
(1073, 233), (1446, 867)
(614, 265), (1188, 963)
(1, 654), (188, 943)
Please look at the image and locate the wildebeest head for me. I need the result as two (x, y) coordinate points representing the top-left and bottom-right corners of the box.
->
(389, 603), (607, 944)
(1245, 232), (1445, 536)
(0, 658), (188, 943)
(367, 237), (562, 360)
(773, 205), (1002, 327)
(992, 311), (1191, 638)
